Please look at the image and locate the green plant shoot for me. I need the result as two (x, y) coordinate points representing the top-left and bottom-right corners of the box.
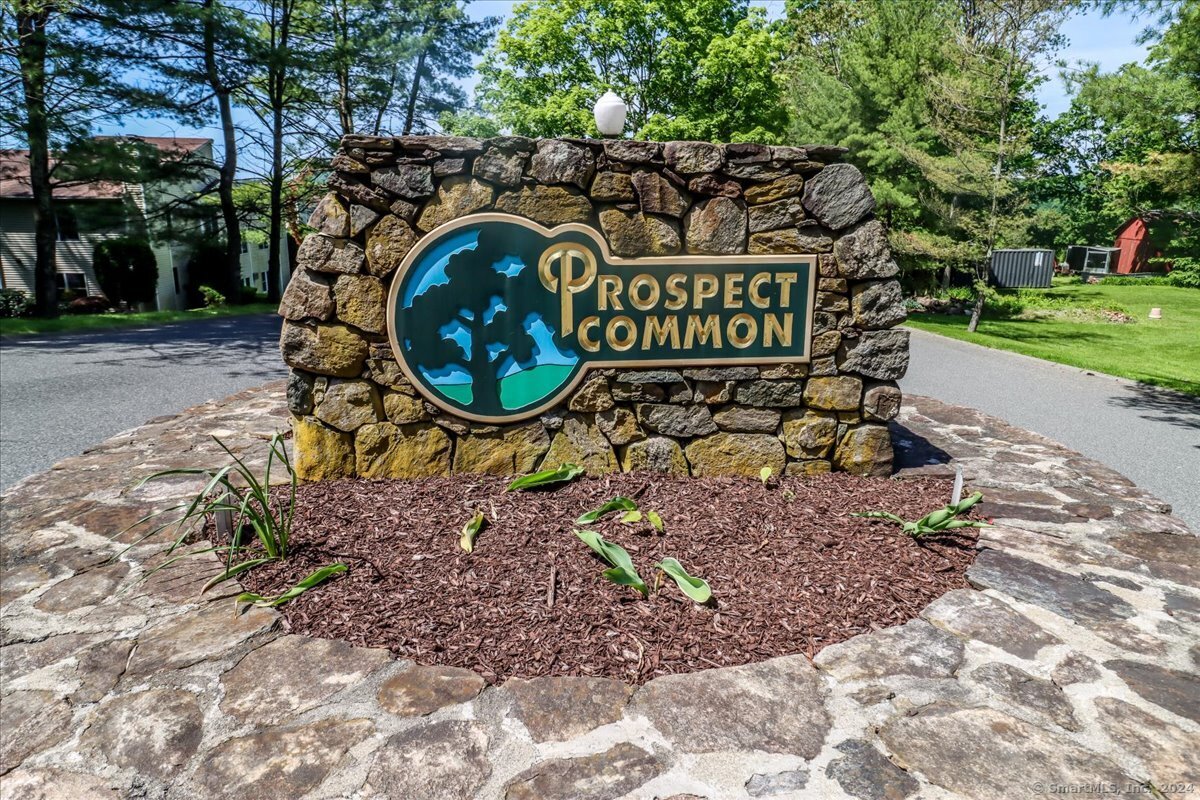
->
(507, 462), (585, 491)
(647, 510), (664, 532)
(576, 497), (637, 525)
(656, 557), (712, 603)
(574, 529), (648, 597)
(854, 491), (991, 538)
(760, 466), (772, 485)
(236, 563), (348, 609)
(460, 511), (486, 553)
(620, 510), (643, 524)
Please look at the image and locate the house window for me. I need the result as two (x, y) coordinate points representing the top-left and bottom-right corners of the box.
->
(240, 238), (248, 254)
(55, 272), (86, 292)
(173, 267), (181, 294)
(257, 241), (268, 250)
(56, 208), (80, 241)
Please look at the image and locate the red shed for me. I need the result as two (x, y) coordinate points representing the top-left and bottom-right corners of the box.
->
(1113, 216), (1167, 274)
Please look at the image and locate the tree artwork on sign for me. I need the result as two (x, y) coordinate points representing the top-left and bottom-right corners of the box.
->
(400, 223), (578, 417)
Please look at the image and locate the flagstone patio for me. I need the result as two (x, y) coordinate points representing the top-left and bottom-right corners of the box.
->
(1, 382), (1196, 799)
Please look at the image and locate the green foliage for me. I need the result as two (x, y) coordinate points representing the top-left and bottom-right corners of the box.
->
(92, 237), (158, 307)
(646, 510), (664, 532)
(478, 0), (788, 141)
(236, 564), (348, 609)
(655, 557), (712, 604)
(199, 285), (227, 308)
(0, 289), (31, 318)
(759, 466), (772, 485)
(854, 491), (990, 538)
(124, 433), (346, 609)
(507, 462), (585, 491)
(438, 109), (501, 138)
(574, 529), (648, 597)
(459, 510), (486, 553)
(576, 497), (637, 525)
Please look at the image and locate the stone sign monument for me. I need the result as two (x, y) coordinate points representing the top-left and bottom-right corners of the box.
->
(280, 135), (909, 481)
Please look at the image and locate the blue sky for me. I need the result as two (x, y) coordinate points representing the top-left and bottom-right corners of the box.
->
(93, 1), (1152, 169)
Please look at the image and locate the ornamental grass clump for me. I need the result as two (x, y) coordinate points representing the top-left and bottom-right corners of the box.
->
(123, 433), (345, 609)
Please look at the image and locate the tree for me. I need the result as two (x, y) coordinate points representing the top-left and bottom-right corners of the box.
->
(399, 1), (498, 135)
(0, 1), (186, 317)
(920, 0), (1069, 331)
(477, 0), (788, 142)
(403, 225), (557, 416)
(1034, 0), (1198, 285)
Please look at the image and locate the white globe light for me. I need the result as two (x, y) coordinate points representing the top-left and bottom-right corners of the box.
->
(593, 91), (627, 137)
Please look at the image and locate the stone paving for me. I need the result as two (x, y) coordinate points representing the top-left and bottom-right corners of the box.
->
(1, 382), (1197, 800)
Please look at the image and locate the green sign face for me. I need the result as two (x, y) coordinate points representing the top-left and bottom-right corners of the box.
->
(387, 213), (816, 423)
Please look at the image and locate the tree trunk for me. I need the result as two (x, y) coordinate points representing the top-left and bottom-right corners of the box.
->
(266, 2), (291, 304)
(967, 260), (987, 332)
(203, 0), (241, 298)
(401, 44), (427, 136)
(17, 8), (59, 318)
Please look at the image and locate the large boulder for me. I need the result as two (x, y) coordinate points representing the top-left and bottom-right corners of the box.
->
(833, 220), (899, 279)
(364, 214), (418, 277)
(494, 185), (592, 226)
(416, 176), (494, 232)
(530, 140), (595, 189)
(598, 209), (681, 256)
(293, 416), (354, 480)
(851, 280), (907, 330)
(355, 422), (452, 478)
(332, 274), (386, 334)
(801, 163), (875, 230)
(684, 197), (747, 254)
(279, 269), (334, 322)
(280, 321), (369, 378)
(832, 424), (893, 476)
(452, 423), (550, 475)
(838, 329), (910, 380)
(684, 432), (786, 477)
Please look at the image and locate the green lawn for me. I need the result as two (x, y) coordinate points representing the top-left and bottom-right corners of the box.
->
(0, 303), (279, 337)
(904, 284), (1200, 396)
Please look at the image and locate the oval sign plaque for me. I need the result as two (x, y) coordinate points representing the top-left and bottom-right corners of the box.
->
(387, 213), (816, 424)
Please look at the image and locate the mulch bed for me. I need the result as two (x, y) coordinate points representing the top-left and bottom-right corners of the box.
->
(235, 473), (979, 684)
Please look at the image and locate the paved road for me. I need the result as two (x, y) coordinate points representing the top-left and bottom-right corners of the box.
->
(1, 314), (286, 491)
(901, 328), (1200, 531)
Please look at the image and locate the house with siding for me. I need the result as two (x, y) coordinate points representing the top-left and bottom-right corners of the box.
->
(1, 137), (290, 310)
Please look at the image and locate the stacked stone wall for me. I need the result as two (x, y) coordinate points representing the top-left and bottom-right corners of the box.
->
(280, 135), (910, 480)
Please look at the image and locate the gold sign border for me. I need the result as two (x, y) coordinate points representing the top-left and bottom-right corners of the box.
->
(385, 212), (818, 425)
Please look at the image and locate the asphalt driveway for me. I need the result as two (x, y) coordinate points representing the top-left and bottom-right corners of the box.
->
(1, 314), (287, 491)
(901, 328), (1200, 531)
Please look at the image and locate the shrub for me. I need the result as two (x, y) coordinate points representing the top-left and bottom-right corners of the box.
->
(238, 284), (263, 304)
(0, 289), (30, 318)
(93, 237), (158, 307)
(67, 296), (111, 315)
(199, 285), (227, 308)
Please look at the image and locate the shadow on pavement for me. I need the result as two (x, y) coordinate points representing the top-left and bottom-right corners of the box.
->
(1108, 382), (1200, 443)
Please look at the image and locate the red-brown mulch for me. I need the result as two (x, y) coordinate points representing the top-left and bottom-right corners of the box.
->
(235, 473), (978, 684)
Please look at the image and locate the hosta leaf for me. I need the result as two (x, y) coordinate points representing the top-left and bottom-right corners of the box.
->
(459, 511), (486, 553)
(236, 563), (347, 609)
(657, 557), (712, 603)
(620, 510), (643, 524)
(507, 463), (585, 491)
(574, 529), (635, 571)
(760, 466), (772, 485)
(647, 510), (664, 532)
(575, 497), (637, 525)
(603, 566), (648, 597)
